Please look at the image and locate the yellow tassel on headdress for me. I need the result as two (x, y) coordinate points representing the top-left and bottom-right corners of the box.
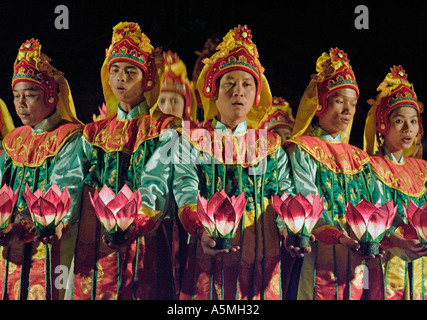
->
(0, 99), (15, 139)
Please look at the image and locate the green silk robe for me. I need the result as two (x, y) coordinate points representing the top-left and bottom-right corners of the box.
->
(173, 119), (295, 300)
(72, 101), (180, 300)
(286, 127), (379, 300)
(0, 109), (85, 300)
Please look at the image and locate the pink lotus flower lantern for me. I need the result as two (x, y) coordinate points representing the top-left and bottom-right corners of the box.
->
(404, 201), (427, 244)
(24, 183), (71, 239)
(197, 190), (246, 250)
(90, 184), (142, 245)
(345, 199), (396, 255)
(0, 185), (19, 230)
(272, 192), (324, 248)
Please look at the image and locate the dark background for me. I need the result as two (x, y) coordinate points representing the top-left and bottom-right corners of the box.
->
(1, 0), (426, 157)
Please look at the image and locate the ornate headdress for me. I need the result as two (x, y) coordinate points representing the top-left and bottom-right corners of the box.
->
(12, 38), (81, 124)
(364, 66), (421, 155)
(196, 24), (272, 125)
(159, 51), (197, 121)
(101, 22), (164, 118)
(292, 48), (358, 143)
(257, 96), (295, 131)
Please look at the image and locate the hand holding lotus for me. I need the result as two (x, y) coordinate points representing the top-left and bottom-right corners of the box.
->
(388, 232), (427, 258)
(90, 184), (142, 248)
(0, 185), (19, 246)
(0, 223), (24, 247)
(24, 183), (71, 244)
(282, 227), (315, 258)
(345, 199), (395, 258)
(197, 190), (246, 253)
(273, 192), (324, 257)
(199, 228), (240, 256)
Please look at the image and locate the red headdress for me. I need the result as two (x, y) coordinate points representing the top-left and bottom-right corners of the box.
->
(12, 38), (81, 124)
(101, 22), (164, 118)
(12, 39), (61, 108)
(258, 97), (295, 131)
(196, 24), (272, 125)
(314, 48), (359, 116)
(161, 51), (196, 121)
(364, 66), (421, 155)
(292, 48), (358, 143)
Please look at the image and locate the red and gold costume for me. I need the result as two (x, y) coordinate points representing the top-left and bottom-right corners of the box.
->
(173, 25), (295, 300)
(72, 22), (180, 300)
(285, 48), (383, 300)
(364, 66), (427, 299)
(0, 39), (84, 300)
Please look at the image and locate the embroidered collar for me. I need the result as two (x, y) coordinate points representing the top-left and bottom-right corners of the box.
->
(381, 146), (404, 164)
(116, 100), (149, 120)
(32, 109), (62, 134)
(212, 118), (247, 136)
(310, 126), (342, 142)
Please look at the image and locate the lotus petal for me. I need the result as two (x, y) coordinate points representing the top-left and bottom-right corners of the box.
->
(214, 197), (236, 236)
(345, 202), (368, 240)
(197, 193), (216, 235)
(90, 190), (116, 232)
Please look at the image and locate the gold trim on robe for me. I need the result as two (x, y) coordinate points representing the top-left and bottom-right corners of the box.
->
(287, 135), (370, 174)
(369, 156), (427, 197)
(83, 114), (179, 153)
(3, 121), (83, 167)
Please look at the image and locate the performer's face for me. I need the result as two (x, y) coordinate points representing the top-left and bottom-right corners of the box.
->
(158, 91), (185, 119)
(109, 62), (145, 110)
(384, 106), (419, 154)
(13, 82), (54, 126)
(214, 70), (256, 127)
(318, 88), (358, 137)
(270, 126), (292, 145)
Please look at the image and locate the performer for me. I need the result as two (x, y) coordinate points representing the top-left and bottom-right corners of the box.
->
(155, 50), (198, 295)
(285, 48), (381, 300)
(0, 39), (84, 300)
(158, 50), (197, 123)
(257, 96), (295, 146)
(73, 22), (180, 300)
(364, 65), (427, 300)
(173, 25), (295, 300)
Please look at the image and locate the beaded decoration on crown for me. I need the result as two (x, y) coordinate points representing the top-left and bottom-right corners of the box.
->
(313, 48), (359, 116)
(106, 22), (157, 91)
(12, 39), (63, 108)
(201, 25), (264, 105)
(259, 96), (295, 131)
(368, 65), (420, 134)
(162, 50), (193, 118)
